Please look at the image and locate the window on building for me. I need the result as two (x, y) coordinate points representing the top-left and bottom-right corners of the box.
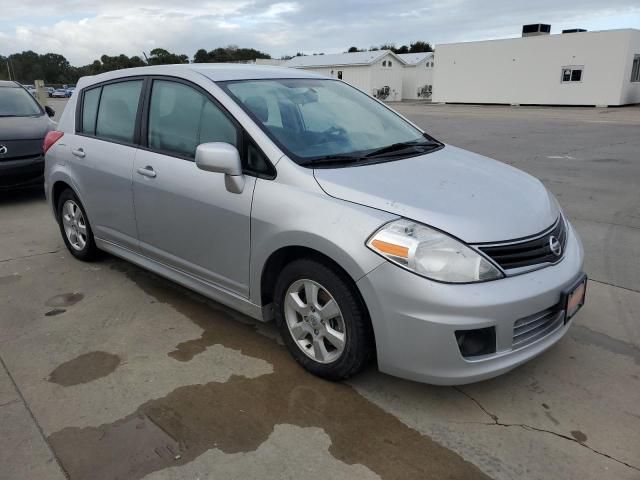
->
(382, 60), (387, 67)
(561, 66), (583, 83)
(337, 71), (343, 80)
(631, 55), (640, 82)
(388, 60), (393, 67)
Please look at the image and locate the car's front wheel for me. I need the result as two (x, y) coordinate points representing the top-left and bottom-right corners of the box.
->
(274, 258), (374, 380)
(57, 189), (98, 261)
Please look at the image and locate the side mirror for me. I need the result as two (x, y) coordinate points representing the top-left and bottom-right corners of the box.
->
(45, 106), (55, 117)
(195, 142), (245, 194)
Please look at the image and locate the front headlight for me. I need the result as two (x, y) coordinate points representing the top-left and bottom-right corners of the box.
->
(367, 219), (504, 283)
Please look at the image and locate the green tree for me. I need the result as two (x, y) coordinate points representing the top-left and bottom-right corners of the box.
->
(409, 41), (434, 53)
(147, 48), (189, 65)
(347, 46), (359, 53)
(194, 45), (271, 63)
(193, 49), (209, 63)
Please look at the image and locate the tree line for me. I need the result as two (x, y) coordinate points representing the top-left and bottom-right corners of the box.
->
(347, 41), (434, 54)
(1, 41), (433, 84)
(0, 46), (271, 84)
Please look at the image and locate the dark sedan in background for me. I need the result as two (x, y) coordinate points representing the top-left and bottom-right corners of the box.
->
(0, 81), (56, 189)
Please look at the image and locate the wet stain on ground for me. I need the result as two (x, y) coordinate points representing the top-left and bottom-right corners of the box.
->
(48, 260), (490, 480)
(544, 411), (560, 426)
(45, 308), (66, 317)
(49, 351), (121, 387)
(45, 292), (84, 308)
(0, 273), (21, 285)
(570, 325), (640, 365)
(570, 430), (588, 443)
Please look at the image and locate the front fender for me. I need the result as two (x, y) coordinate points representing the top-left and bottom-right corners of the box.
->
(248, 172), (396, 306)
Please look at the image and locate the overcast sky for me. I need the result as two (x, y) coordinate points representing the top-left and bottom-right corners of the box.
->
(1, 0), (638, 64)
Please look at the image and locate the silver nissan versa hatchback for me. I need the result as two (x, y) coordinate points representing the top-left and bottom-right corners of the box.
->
(44, 64), (586, 385)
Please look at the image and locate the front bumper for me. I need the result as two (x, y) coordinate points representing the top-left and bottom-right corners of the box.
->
(0, 155), (44, 189)
(357, 222), (585, 385)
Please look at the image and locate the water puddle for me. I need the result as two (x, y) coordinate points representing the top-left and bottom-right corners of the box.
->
(48, 260), (488, 480)
(49, 351), (121, 386)
(45, 292), (84, 308)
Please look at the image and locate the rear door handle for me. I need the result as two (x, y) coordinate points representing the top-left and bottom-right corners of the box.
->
(71, 148), (85, 158)
(137, 166), (157, 178)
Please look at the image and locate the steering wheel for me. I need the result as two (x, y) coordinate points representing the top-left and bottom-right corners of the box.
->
(323, 126), (347, 137)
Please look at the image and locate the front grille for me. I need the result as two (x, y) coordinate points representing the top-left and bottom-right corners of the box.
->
(0, 139), (43, 161)
(477, 217), (567, 271)
(513, 308), (564, 349)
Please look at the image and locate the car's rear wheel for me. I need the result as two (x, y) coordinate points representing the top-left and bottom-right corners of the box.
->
(274, 258), (374, 380)
(57, 189), (98, 261)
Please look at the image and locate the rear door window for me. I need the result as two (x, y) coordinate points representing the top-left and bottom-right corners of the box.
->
(95, 80), (143, 143)
(81, 87), (101, 135)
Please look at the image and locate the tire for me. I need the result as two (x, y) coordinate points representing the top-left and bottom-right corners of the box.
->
(274, 258), (374, 380)
(57, 189), (98, 261)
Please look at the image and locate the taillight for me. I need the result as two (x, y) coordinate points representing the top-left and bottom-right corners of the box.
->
(43, 131), (64, 154)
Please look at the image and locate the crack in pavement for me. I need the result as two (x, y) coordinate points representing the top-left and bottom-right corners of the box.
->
(589, 278), (640, 295)
(0, 352), (70, 479)
(453, 387), (640, 473)
(0, 249), (61, 264)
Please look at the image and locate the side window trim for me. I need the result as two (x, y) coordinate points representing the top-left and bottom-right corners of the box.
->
(75, 76), (146, 148)
(138, 75), (276, 179)
(93, 87), (103, 135)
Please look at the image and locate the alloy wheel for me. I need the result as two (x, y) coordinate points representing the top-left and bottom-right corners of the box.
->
(283, 279), (346, 364)
(61, 200), (88, 251)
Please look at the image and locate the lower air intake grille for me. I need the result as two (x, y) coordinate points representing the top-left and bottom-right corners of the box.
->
(513, 308), (564, 349)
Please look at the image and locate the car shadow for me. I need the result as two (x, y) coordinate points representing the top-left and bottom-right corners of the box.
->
(0, 186), (46, 206)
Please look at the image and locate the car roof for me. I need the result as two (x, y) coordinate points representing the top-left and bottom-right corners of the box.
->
(0, 80), (20, 88)
(78, 63), (326, 87)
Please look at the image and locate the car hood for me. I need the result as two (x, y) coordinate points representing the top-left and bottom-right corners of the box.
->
(313, 145), (559, 243)
(0, 114), (52, 141)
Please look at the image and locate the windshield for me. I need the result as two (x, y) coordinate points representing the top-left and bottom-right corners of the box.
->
(221, 78), (440, 166)
(0, 86), (43, 117)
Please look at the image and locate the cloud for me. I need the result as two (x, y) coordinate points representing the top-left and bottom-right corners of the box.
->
(1, 0), (638, 64)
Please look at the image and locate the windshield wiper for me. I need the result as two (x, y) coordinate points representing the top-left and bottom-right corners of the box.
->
(303, 154), (366, 167)
(364, 140), (441, 158)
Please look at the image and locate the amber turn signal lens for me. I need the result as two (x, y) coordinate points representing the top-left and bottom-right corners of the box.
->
(371, 239), (409, 258)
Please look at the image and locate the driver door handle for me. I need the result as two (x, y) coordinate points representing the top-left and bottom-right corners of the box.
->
(71, 148), (85, 158)
(137, 166), (157, 178)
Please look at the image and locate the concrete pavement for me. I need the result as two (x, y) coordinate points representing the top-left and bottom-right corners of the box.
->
(1, 103), (639, 479)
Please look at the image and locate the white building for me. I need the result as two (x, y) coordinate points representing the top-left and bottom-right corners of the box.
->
(255, 59), (286, 66)
(284, 50), (406, 100)
(433, 28), (640, 106)
(397, 52), (435, 100)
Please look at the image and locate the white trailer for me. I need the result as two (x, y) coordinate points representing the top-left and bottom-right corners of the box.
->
(433, 28), (640, 106)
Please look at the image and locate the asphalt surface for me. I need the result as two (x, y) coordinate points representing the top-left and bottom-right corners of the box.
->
(1, 99), (639, 480)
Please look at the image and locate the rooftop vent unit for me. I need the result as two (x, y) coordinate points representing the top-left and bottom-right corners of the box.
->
(562, 28), (587, 34)
(522, 24), (551, 37)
